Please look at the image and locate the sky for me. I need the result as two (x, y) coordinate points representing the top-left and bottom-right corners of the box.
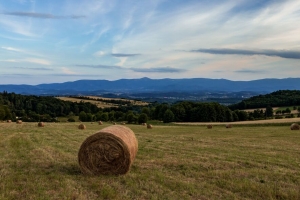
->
(0, 0), (300, 85)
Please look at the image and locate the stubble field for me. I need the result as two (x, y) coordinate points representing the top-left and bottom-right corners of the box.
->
(0, 122), (299, 199)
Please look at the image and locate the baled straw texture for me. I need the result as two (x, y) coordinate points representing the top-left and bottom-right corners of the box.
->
(290, 123), (300, 130)
(78, 125), (138, 175)
(38, 122), (44, 127)
(78, 124), (86, 130)
(207, 125), (213, 129)
(147, 124), (152, 129)
(98, 121), (103, 125)
(16, 120), (22, 124)
(7, 120), (12, 123)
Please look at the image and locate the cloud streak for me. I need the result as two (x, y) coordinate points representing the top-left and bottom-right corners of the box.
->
(111, 53), (141, 57)
(76, 64), (123, 70)
(191, 48), (300, 59)
(131, 67), (186, 73)
(2, 11), (86, 19)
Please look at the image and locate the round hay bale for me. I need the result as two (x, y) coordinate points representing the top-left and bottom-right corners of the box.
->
(16, 120), (22, 124)
(142, 123), (146, 126)
(121, 122), (126, 125)
(38, 122), (45, 127)
(147, 124), (153, 129)
(207, 125), (213, 129)
(226, 124), (232, 128)
(78, 124), (86, 130)
(78, 125), (138, 175)
(7, 120), (12, 123)
(98, 121), (103, 125)
(290, 123), (300, 130)
(113, 122), (116, 125)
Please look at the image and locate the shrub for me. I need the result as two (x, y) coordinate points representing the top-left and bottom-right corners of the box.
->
(67, 118), (76, 122)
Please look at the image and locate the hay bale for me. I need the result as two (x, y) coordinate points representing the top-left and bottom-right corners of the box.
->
(113, 122), (116, 125)
(7, 120), (12, 123)
(16, 120), (22, 124)
(226, 124), (232, 128)
(121, 122), (126, 125)
(98, 121), (103, 125)
(290, 123), (300, 130)
(38, 122), (45, 127)
(78, 124), (86, 130)
(142, 123), (146, 126)
(147, 124), (153, 129)
(207, 125), (213, 129)
(78, 125), (138, 175)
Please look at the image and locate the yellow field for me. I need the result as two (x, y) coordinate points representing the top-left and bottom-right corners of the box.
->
(57, 96), (148, 108)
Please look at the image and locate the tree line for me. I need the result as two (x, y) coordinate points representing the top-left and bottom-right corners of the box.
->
(1, 90), (299, 123)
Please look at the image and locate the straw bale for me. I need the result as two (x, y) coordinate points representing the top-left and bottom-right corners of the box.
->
(78, 125), (138, 175)
(147, 124), (153, 129)
(38, 122), (44, 127)
(78, 124), (86, 129)
(290, 123), (300, 130)
(226, 124), (232, 128)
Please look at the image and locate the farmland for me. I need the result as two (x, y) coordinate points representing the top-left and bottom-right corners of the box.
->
(0, 122), (299, 199)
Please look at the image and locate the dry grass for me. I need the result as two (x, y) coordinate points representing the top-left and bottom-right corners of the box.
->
(176, 117), (300, 125)
(0, 122), (299, 199)
(57, 96), (148, 108)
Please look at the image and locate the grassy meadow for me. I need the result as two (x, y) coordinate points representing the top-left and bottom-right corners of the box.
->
(0, 122), (300, 199)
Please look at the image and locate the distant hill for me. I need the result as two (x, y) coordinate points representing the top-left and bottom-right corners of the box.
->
(228, 90), (300, 110)
(0, 78), (300, 95)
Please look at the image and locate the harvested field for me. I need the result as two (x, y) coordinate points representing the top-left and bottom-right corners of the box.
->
(0, 122), (299, 199)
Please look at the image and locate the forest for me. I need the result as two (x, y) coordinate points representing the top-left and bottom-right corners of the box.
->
(0, 90), (299, 123)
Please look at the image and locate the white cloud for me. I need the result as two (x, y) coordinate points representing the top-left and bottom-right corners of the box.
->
(93, 51), (105, 57)
(62, 67), (78, 75)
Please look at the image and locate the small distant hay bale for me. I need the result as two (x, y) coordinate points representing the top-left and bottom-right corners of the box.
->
(207, 125), (213, 129)
(16, 120), (22, 124)
(121, 122), (126, 125)
(290, 123), (300, 130)
(38, 122), (45, 127)
(142, 123), (146, 126)
(78, 124), (86, 130)
(147, 124), (153, 129)
(7, 120), (12, 123)
(226, 124), (232, 128)
(113, 122), (116, 125)
(78, 125), (138, 175)
(98, 121), (103, 125)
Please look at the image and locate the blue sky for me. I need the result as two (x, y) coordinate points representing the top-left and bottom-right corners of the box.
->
(0, 0), (300, 84)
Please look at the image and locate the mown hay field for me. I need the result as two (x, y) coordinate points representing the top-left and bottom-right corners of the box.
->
(0, 122), (300, 199)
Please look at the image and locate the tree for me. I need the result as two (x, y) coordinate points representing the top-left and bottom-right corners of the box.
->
(127, 113), (135, 124)
(138, 113), (148, 124)
(265, 105), (273, 118)
(100, 113), (109, 121)
(79, 111), (87, 122)
(163, 109), (174, 123)
(141, 107), (151, 118)
(86, 113), (93, 121)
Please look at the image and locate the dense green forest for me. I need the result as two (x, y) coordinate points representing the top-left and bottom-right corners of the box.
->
(1, 90), (299, 123)
(229, 90), (300, 110)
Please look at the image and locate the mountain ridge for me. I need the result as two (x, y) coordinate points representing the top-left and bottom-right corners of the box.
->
(1, 77), (300, 95)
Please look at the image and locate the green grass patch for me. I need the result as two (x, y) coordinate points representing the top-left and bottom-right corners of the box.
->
(0, 122), (299, 199)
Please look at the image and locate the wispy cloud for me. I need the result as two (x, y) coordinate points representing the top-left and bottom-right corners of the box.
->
(13, 66), (53, 71)
(111, 53), (141, 57)
(131, 67), (186, 73)
(93, 51), (105, 57)
(62, 67), (77, 75)
(23, 58), (51, 65)
(2, 12), (86, 19)
(76, 64), (123, 70)
(234, 69), (267, 74)
(191, 48), (300, 60)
